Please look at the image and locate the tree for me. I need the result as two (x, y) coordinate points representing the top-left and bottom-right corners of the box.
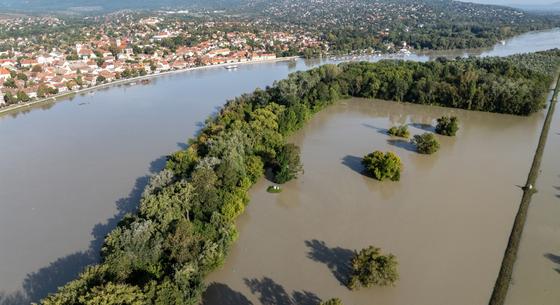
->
(97, 75), (106, 83)
(272, 143), (303, 184)
(387, 125), (410, 138)
(348, 246), (399, 290)
(16, 72), (28, 81)
(4, 78), (17, 88)
(435, 116), (459, 136)
(31, 64), (43, 72)
(320, 298), (344, 305)
(78, 283), (146, 305)
(412, 133), (440, 154)
(361, 151), (402, 181)
(16, 91), (30, 102)
(4, 92), (17, 105)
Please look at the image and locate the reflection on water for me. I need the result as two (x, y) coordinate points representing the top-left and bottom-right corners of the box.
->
(204, 99), (544, 305)
(1, 28), (560, 303)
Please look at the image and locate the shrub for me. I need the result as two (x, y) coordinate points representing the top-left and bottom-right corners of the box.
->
(272, 143), (303, 184)
(266, 185), (282, 193)
(361, 151), (402, 181)
(412, 133), (440, 154)
(387, 125), (410, 138)
(435, 116), (459, 136)
(320, 298), (344, 305)
(348, 246), (399, 290)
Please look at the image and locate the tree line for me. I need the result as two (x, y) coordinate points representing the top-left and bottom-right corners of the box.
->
(42, 50), (560, 305)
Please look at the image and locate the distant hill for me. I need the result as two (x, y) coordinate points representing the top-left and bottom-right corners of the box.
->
(0, 0), (244, 12)
(514, 2), (560, 12)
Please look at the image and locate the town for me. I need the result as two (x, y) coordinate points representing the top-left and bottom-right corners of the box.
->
(0, 12), (325, 108)
(3, 0), (556, 110)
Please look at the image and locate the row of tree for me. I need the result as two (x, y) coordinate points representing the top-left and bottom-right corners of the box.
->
(43, 50), (560, 305)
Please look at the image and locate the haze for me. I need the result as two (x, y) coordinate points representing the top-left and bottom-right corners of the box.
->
(460, 0), (557, 4)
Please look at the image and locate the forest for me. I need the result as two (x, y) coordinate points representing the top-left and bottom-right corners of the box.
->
(42, 50), (560, 305)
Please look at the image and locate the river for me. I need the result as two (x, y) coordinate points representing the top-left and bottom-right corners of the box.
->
(1, 28), (559, 305)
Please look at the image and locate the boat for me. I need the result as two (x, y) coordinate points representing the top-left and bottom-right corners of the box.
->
(128, 82), (137, 86)
(141, 79), (151, 85)
(225, 65), (238, 70)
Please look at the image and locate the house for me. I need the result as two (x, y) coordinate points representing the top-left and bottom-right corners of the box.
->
(98, 70), (116, 81)
(157, 61), (170, 71)
(252, 53), (276, 61)
(207, 48), (230, 58)
(0, 67), (11, 80)
(78, 48), (95, 60)
(20, 59), (38, 68)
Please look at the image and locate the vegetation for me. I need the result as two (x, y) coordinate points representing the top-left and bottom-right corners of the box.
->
(266, 185), (282, 193)
(387, 125), (410, 138)
(413, 133), (440, 154)
(272, 143), (303, 184)
(348, 246), (399, 290)
(435, 116), (459, 136)
(42, 51), (560, 305)
(361, 151), (402, 181)
(320, 298), (344, 305)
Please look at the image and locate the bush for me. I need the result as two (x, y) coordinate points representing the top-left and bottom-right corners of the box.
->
(320, 298), (344, 305)
(272, 143), (303, 184)
(348, 246), (399, 290)
(412, 133), (440, 154)
(435, 116), (459, 136)
(387, 125), (410, 138)
(361, 151), (402, 181)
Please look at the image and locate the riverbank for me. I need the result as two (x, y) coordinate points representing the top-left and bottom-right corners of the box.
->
(0, 56), (300, 117)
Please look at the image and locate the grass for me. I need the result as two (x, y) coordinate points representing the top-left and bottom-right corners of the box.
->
(488, 71), (560, 305)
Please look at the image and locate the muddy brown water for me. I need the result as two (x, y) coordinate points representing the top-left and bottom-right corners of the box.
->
(204, 98), (544, 305)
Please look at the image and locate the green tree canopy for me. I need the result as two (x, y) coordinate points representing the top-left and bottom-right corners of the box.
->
(361, 151), (402, 181)
(349, 246), (399, 290)
(412, 133), (440, 154)
(435, 116), (459, 136)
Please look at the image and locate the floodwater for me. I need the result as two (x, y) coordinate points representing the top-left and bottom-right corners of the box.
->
(203, 99), (544, 305)
(505, 92), (560, 304)
(0, 28), (560, 304)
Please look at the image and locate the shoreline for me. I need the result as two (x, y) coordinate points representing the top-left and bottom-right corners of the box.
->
(0, 56), (300, 116)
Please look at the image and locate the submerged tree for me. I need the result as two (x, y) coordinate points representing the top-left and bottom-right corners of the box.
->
(412, 133), (440, 154)
(348, 246), (399, 290)
(272, 143), (303, 184)
(361, 151), (402, 181)
(320, 298), (344, 305)
(435, 116), (459, 136)
(387, 125), (410, 138)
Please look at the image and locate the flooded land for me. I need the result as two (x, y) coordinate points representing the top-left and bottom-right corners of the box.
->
(204, 99), (544, 305)
(1, 28), (560, 304)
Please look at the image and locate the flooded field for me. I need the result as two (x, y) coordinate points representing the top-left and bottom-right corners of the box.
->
(204, 98), (544, 305)
(506, 93), (560, 305)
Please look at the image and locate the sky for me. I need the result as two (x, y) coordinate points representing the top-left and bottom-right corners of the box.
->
(459, 0), (558, 5)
